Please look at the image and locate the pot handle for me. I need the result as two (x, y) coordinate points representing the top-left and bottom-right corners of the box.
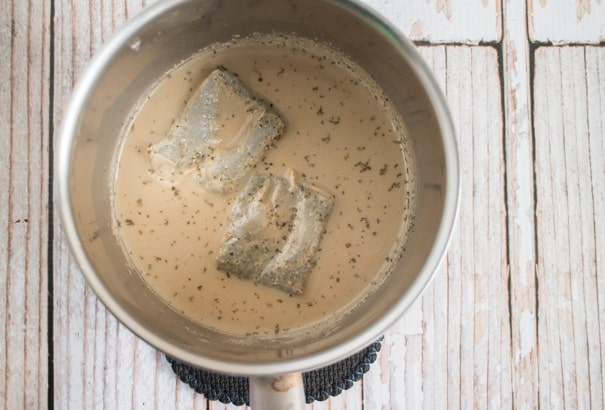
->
(249, 373), (306, 409)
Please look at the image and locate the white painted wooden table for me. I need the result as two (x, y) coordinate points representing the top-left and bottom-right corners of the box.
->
(2, 0), (604, 408)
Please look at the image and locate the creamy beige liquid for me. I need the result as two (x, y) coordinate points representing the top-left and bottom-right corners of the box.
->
(113, 35), (415, 338)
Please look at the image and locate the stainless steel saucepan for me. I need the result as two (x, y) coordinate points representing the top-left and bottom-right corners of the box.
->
(57, 0), (459, 407)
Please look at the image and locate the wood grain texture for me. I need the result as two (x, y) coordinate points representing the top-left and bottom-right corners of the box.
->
(528, 0), (605, 44)
(0, 1), (51, 409)
(502, 0), (539, 408)
(363, 0), (502, 44)
(534, 46), (605, 410)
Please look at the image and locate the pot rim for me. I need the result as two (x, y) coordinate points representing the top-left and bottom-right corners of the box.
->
(57, 0), (460, 376)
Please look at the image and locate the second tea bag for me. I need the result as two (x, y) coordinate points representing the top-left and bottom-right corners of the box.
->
(217, 172), (334, 294)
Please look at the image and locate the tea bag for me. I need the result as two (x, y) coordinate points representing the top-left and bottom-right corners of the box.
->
(148, 68), (285, 193)
(216, 174), (298, 280)
(217, 172), (334, 294)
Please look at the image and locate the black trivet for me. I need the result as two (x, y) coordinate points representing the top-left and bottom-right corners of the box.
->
(167, 339), (382, 405)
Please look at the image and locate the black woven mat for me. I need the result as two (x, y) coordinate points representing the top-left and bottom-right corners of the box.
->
(167, 339), (382, 405)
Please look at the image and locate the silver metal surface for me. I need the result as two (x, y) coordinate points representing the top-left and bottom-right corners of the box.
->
(249, 373), (306, 409)
(57, 0), (459, 396)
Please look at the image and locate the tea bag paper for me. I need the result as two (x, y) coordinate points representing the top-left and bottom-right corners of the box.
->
(148, 68), (284, 194)
(217, 173), (334, 294)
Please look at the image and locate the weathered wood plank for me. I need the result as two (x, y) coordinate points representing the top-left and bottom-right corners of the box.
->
(585, 46), (605, 410)
(448, 45), (511, 410)
(0, 1), (51, 409)
(362, 0), (502, 44)
(534, 47), (565, 409)
(362, 45), (511, 409)
(560, 47), (593, 410)
(528, 0), (605, 45)
(502, 0), (540, 407)
(419, 46), (449, 410)
(534, 46), (605, 410)
(447, 45), (475, 410)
